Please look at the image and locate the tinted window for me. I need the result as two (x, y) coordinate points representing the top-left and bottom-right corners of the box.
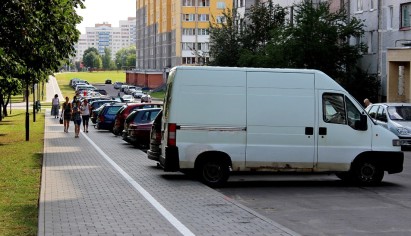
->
(376, 107), (387, 122)
(107, 106), (122, 115)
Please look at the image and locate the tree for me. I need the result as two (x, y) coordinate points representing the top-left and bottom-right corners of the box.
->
(102, 47), (114, 70)
(82, 47), (100, 69)
(0, 77), (22, 120)
(115, 46), (136, 69)
(208, 9), (241, 66)
(0, 0), (84, 139)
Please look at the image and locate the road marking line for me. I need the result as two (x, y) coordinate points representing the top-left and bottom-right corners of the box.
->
(82, 134), (195, 236)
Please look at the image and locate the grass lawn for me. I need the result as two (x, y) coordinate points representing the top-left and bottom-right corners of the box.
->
(55, 71), (126, 99)
(0, 111), (44, 236)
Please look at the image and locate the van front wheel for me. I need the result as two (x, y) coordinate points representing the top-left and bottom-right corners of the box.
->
(353, 161), (384, 185)
(198, 159), (229, 188)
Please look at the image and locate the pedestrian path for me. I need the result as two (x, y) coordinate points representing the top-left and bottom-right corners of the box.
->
(38, 75), (300, 236)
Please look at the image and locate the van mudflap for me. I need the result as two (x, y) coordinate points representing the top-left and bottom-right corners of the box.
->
(164, 146), (180, 172)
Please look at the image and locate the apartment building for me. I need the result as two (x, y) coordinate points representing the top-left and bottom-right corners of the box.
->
(136, 0), (233, 70)
(351, 0), (411, 102)
(73, 17), (136, 62)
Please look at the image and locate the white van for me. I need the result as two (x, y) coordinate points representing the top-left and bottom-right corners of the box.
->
(159, 66), (404, 187)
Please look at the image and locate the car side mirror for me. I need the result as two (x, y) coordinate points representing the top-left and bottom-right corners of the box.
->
(355, 114), (368, 131)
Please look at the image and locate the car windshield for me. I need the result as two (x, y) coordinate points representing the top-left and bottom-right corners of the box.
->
(387, 106), (411, 121)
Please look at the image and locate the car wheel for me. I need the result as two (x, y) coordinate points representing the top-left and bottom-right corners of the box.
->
(197, 159), (229, 188)
(352, 160), (384, 185)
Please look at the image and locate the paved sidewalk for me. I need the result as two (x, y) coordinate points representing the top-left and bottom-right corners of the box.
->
(38, 76), (301, 236)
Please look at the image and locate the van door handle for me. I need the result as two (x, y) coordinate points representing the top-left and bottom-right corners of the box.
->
(305, 127), (314, 135)
(319, 127), (327, 135)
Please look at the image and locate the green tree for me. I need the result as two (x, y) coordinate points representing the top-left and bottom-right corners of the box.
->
(115, 46), (136, 69)
(0, 0), (84, 139)
(208, 9), (241, 66)
(0, 77), (23, 120)
(82, 47), (100, 69)
(102, 47), (113, 70)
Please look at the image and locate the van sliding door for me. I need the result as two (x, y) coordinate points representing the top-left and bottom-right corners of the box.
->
(245, 72), (316, 170)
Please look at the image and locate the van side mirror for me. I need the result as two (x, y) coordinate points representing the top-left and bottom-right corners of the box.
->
(355, 114), (368, 131)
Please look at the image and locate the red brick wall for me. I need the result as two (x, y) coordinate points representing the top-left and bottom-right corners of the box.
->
(126, 72), (164, 89)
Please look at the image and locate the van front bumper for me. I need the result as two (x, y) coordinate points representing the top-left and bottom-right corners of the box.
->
(160, 146), (180, 172)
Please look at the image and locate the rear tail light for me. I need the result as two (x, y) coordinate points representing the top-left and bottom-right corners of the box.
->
(99, 115), (104, 123)
(167, 123), (177, 147)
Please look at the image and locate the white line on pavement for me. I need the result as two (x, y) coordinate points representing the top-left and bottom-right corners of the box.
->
(82, 133), (195, 236)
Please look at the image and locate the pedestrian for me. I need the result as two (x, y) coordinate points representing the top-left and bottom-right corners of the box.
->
(61, 97), (72, 133)
(51, 94), (60, 118)
(81, 99), (91, 133)
(364, 98), (372, 109)
(72, 99), (82, 138)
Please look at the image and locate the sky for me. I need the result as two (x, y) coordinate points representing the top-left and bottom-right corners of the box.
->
(76, 0), (136, 34)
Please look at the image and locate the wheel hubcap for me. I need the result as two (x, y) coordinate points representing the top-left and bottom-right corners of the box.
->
(203, 163), (222, 183)
(359, 163), (375, 182)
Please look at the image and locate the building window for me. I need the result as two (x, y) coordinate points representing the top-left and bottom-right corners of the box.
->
(240, 0), (244, 8)
(370, 0), (374, 10)
(401, 3), (411, 29)
(217, 2), (226, 9)
(388, 5), (394, 30)
(357, 0), (363, 12)
(183, 14), (196, 21)
(367, 31), (373, 54)
(199, 0), (210, 7)
(198, 14), (209, 22)
(182, 57), (196, 64)
(183, 28), (195, 35)
(197, 28), (209, 35)
(216, 15), (226, 24)
(183, 0), (195, 6)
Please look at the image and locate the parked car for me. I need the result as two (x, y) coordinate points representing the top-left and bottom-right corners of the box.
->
(124, 85), (139, 95)
(112, 102), (163, 135)
(95, 104), (125, 131)
(147, 111), (163, 161)
(132, 90), (144, 99)
(126, 108), (162, 147)
(120, 84), (129, 92)
(366, 103), (411, 149)
(90, 100), (118, 123)
(105, 79), (112, 84)
(114, 82), (124, 89)
(141, 93), (152, 103)
(122, 95), (134, 102)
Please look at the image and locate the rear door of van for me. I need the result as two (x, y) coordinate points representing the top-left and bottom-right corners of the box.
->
(245, 71), (316, 170)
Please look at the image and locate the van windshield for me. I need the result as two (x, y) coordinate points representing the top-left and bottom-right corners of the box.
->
(387, 106), (411, 121)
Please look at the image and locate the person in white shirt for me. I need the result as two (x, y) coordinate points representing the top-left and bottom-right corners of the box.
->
(81, 99), (91, 133)
(364, 98), (372, 109)
(51, 94), (60, 118)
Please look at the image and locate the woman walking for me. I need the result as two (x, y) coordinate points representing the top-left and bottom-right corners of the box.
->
(81, 99), (91, 133)
(51, 94), (60, 118)
(72, 100), (82, 138)
(61, 97), (72, 133)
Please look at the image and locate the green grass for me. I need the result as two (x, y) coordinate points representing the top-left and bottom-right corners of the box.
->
(151, 91), (165, 99)
(0, 111), (44, 236)
(55, 71), (126, 99)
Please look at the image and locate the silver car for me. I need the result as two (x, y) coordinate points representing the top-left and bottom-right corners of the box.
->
(365, 103), (411, 147)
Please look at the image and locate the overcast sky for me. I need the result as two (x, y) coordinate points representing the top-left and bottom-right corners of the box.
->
(76, 0), (136, 34)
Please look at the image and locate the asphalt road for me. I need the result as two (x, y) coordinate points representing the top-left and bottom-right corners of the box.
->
(217, 152), (411, 236)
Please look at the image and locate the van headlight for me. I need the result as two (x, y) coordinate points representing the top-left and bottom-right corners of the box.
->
(397, 127), (410, 135)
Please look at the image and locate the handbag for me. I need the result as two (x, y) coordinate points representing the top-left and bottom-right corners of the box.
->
(59, 117), (63, 124)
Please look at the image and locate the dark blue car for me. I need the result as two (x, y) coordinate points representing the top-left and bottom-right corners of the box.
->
(95, 104), (124, 131)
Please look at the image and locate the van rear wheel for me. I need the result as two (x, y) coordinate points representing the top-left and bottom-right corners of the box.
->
(353, 160), (384, 185)
(198, 159), (229, 188)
